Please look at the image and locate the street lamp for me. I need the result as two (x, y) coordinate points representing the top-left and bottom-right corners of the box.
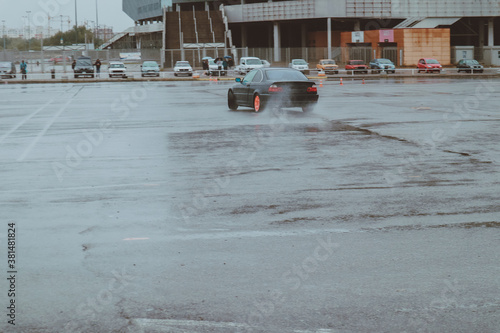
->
(26, 11), (31, 51)
(2, 20), (6, 52)
(75, 0), (78, 44)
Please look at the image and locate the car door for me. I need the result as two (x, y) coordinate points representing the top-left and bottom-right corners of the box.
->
(233, 70), (257, 106)
(244, 70), (264, 105)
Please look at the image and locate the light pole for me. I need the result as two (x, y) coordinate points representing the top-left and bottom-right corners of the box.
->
(75, 0), (78, 45)
(22, 16), (28, 51)
(95, 0), (99, 35)
(26, 11), (31, 51)
(2, 20), (6, 52)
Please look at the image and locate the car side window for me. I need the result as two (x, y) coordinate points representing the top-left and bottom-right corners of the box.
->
(242, 71), (257, 85)
(419, 60), (425, 64)
(252, 70), (263, 83)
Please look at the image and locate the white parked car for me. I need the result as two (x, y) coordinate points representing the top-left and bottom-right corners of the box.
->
(236, 57), (264, 75)
(289, 59), (309, 74)
(108, 61), (127, 78)
(173, 61), (193, 77)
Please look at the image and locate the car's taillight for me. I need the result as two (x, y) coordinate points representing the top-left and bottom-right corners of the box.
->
(268, 85), (283, 93)
(307, 86), (317, 93)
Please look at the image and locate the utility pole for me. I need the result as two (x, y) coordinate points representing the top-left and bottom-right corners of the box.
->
(26, 11), (31, 51)
(75, 0), (78, 45)
(96, 0), (99, 36)
(2, 20), (6, 52)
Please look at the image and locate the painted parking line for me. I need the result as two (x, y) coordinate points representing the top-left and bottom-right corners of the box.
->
(17, 99), (73, 162)
(0, 99), (54, 144)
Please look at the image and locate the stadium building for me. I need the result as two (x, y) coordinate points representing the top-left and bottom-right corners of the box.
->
(110, 0), (500, 67)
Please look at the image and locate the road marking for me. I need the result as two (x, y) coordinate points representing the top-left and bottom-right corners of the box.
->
(0, 99), (54, 144)
(123, 237), (150, 241)
(17, 99), (72, 162)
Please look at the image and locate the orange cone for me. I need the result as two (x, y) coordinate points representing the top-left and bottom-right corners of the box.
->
(319, 79), (323, 88)
(340, 78), (343, 86)
(362, 79), (365, 84)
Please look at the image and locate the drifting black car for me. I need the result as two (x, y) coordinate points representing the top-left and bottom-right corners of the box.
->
(227, 68), (319, 113)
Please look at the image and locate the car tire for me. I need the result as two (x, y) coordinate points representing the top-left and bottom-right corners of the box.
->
(228, 90), (238, 111)
(253, 93), (264, 113)
(302, 104), (315, 113)
(74, 74), (78, 78)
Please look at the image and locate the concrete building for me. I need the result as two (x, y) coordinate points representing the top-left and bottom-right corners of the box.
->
(115, 0), (500, 66)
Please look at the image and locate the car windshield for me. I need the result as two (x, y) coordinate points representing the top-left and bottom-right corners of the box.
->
(77, 59), (92, 66)
(377, 59), (392, 64)
(246, 59), (262, 65)
(426, 59), (439, 64)
(322, 60), (335, 65)
(293, 60), (307, 65)
(176, 62), (190, 66)
(350, 60), (364, 65)
(265, 69), (308, 81)
(467, 60), (479, 65)
(0, 62), (11, 68)
(110, 64), (124, 68)
(143, 62), (158, 67)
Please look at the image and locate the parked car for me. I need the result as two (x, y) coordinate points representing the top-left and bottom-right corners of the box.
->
(369, 58), (396, 74)
(141, 61), (160, 77)
(457, 59), (484, 73)
(289, 59), (309, 74)
(345, 60), (368, 74)
(173, 61), (193, 77)
(0, 61), (17, 78)
(108, 61), (127, 78)
(417, 58), (442, 73)
(208, 59), (227, 76)
(316, 59), (339, 75)
(73, 56), (94, 78)
(236, 57), (264, 75)
(261, 59), (271, 68)
(227, 68), (319, 113)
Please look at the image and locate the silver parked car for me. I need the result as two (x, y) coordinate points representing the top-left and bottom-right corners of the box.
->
(141, 61), (160, 77)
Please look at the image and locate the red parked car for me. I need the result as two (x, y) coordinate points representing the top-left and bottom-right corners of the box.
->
(345, 60), (368, 74)
(417, 58), (442, 73)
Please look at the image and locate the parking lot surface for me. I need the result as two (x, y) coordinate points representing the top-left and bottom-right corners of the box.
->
(1, 78), (499, 332)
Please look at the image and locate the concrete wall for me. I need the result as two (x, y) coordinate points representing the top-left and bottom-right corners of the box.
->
(402, 29), (451, 66)
(340, 28), (451, 66)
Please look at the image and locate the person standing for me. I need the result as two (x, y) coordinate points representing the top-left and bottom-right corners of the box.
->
(94, 59), (101, 77)
(20, 60), (28, 80)
(71, 60), (76, 70)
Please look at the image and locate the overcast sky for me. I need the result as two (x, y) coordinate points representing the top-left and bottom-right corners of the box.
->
(0, 0), (134, 32)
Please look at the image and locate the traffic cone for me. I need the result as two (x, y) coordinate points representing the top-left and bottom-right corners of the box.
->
(340, 78), (343, 86)
(319, 79), (323, 88)
(362, 79), (365, 84)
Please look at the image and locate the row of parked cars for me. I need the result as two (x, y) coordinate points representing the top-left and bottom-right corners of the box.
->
(232, 57), (485, 76)
(72, 56), (162, 78)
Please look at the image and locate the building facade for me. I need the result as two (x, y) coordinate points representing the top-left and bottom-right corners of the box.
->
(119, 0), (500, 66)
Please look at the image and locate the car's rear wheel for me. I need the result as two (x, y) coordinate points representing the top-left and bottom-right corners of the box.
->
(228, 90), (238, 111)
(253, 93), (263, 112)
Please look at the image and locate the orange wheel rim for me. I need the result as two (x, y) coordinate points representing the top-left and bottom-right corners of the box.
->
(254, 95), (260, 112)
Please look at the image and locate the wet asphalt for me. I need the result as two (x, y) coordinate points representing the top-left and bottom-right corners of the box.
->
(0, 77), (499, 332)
